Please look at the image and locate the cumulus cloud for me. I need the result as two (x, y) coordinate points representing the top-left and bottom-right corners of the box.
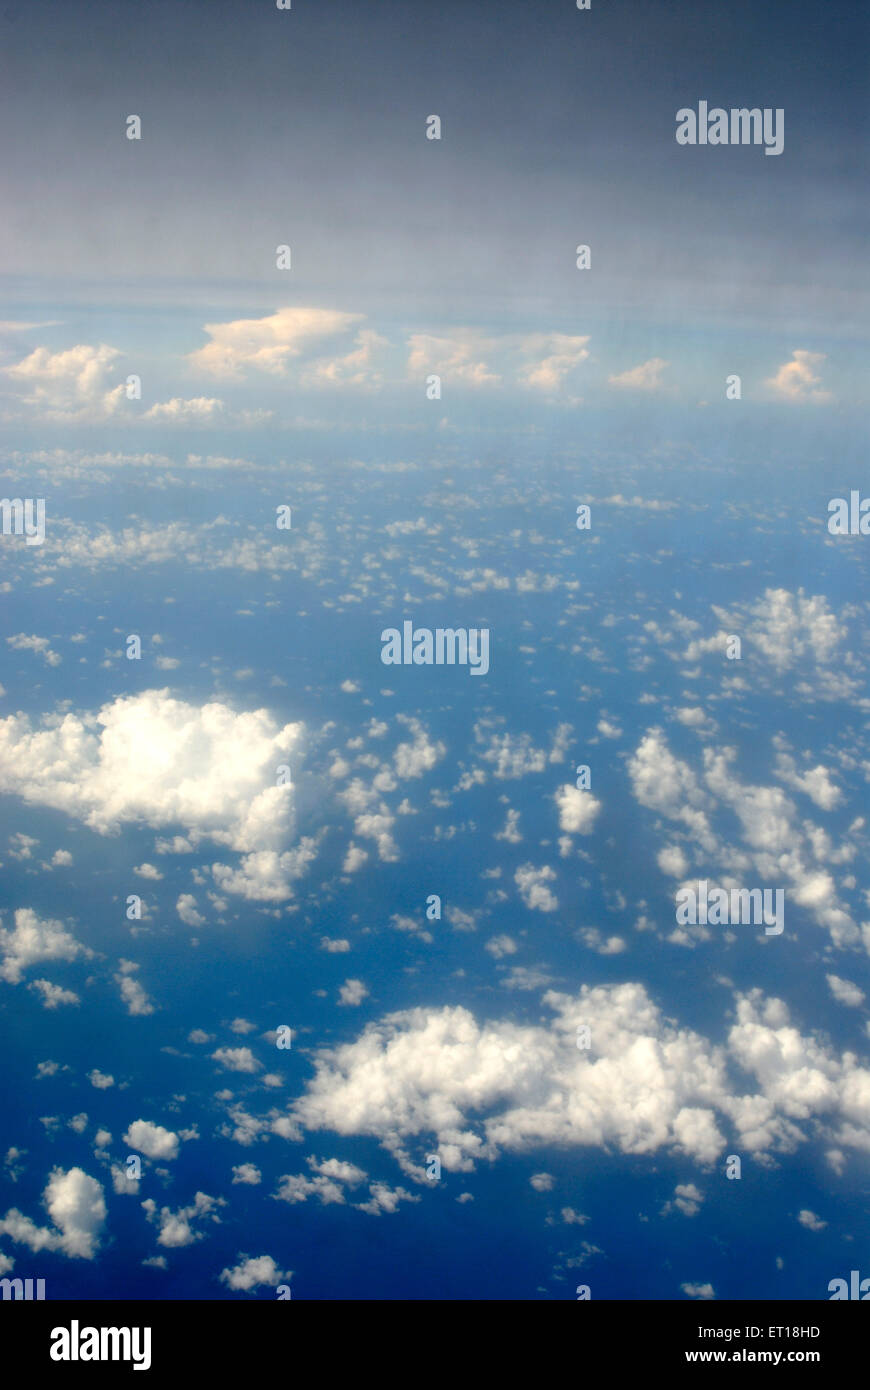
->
(143, 396), (225, 423)
(231, 1164), (262, 1185)
(797, 1209), (827, 1231)
(5, 343), (125, 418)
(517, 333), (590, 393)
(286, 983), (870, 1179)
(515, 863), (559, 913)
(29, 979), (80, 1009)
(6, 634), (61, 667)
(765, 350), (831, 403)
(406, 330), (499, 387)
(115, 961), (155, 1017)
(141, 1191), (224, 1248)
(825, 975), (865, 1008)
(187, 306), (364, 379)
(0, 908), (91, 985)
(0, 1167), (106, 1259)
(555, 785), (602, 835)
(220, 1253), (290, 1291)
(681, 1281), (715, 1300)
(123, 1120), (180, 1161)
(338, 979), (369, 1007)
(608, 357), (669, 392)
(0, 690), (310, 902)
(0, 689), (302, 849)
(212, 1047), (262, 1074)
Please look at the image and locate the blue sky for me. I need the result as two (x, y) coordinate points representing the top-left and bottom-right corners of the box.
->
(0, 0), (867, 1301)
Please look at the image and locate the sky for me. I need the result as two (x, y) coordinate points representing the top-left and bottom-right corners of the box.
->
(0, 0), (867, 1302)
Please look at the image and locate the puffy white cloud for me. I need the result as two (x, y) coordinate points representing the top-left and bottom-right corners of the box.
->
(143, 396), (225, 423)
(555, 785), (602, 835)
(530, 1173), (554, 1192)
(115, 961), (155, 1017)
(88, 1070), (114, 1089)
(355, 1182), (420, 1216)
(515, 863), (559, 912)
(658, 845), (689, 878)
(187, 306), (364, 379)
(393, 721), (445, 779)
(6, 633), (61, 667)
(0, 908), (91, 985)
(826, 975), (865, 1008)
(288, 983), (870, 1178)
(797, 1209), (827, 1231)
(406, 331), (499, 387)
(176, 894), (205, 927)
(775, 749), (842, 810)
(475, 722), (572, 779)
(231, 1164), (262, 1185)
(338, 979), (369, 1007)
(671, 1183), (703, 1217)
(765, 350), (831, 403)
(608, 357), (669, 392)
(275, 1174), (346, 1205)
(517, 333), (590, 392)
(0, 690), (312, 902)
(681, 1281), (715, 1300)
(5, 343), (125, 418)
(142, 1191), (223, 1248)
(123, 1120), (180, 1161)
(212, 1047), (262, 1074)
(0, 689), (303, 852)
(29, 979), (80, 1009)
(220, 1254), (290, 1291)
(0, 1167), (106, 1259)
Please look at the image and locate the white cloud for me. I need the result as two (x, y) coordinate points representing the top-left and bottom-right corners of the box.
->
(231, 1164), (262, 1185)
(212, 1047), (262, 1074)
(5, 343), (125, 418)
(29, 979), (80, 1009)
(0, 1167), (106, 1259)
(0, 689), (303, 850)
(188, 307), (364, 380)
(530, 1173), (554, 1192)
(220, 1253), (290, 1291)
(555, 785), (602, 835)
(517, 333), (590, 392)
(338, 979), (369, 1007)
(0, 908), (91, 985)
(142, 1191), (223, 1248)
(88, 1070), (114, 1089)
(608, 357), (669, 392)
(288, 983), (870, 1177)
(406, 331), (499, 387)
(123, 1120), (180, 1161)
(0, 690), (310, 902)
(115, 961), (154, 1017)
(765, 350), (831, 403)
(826, 975), (865, 1008)
(355, 1182), (420, 1216)
(681, 1281), (715, 1300)
(176, 894), (205, 927)
(6, 634), (61, 667)
(515, 863), (559, 912)
(143, 397), (225, 423)
(797, 1209), (827, 1231)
